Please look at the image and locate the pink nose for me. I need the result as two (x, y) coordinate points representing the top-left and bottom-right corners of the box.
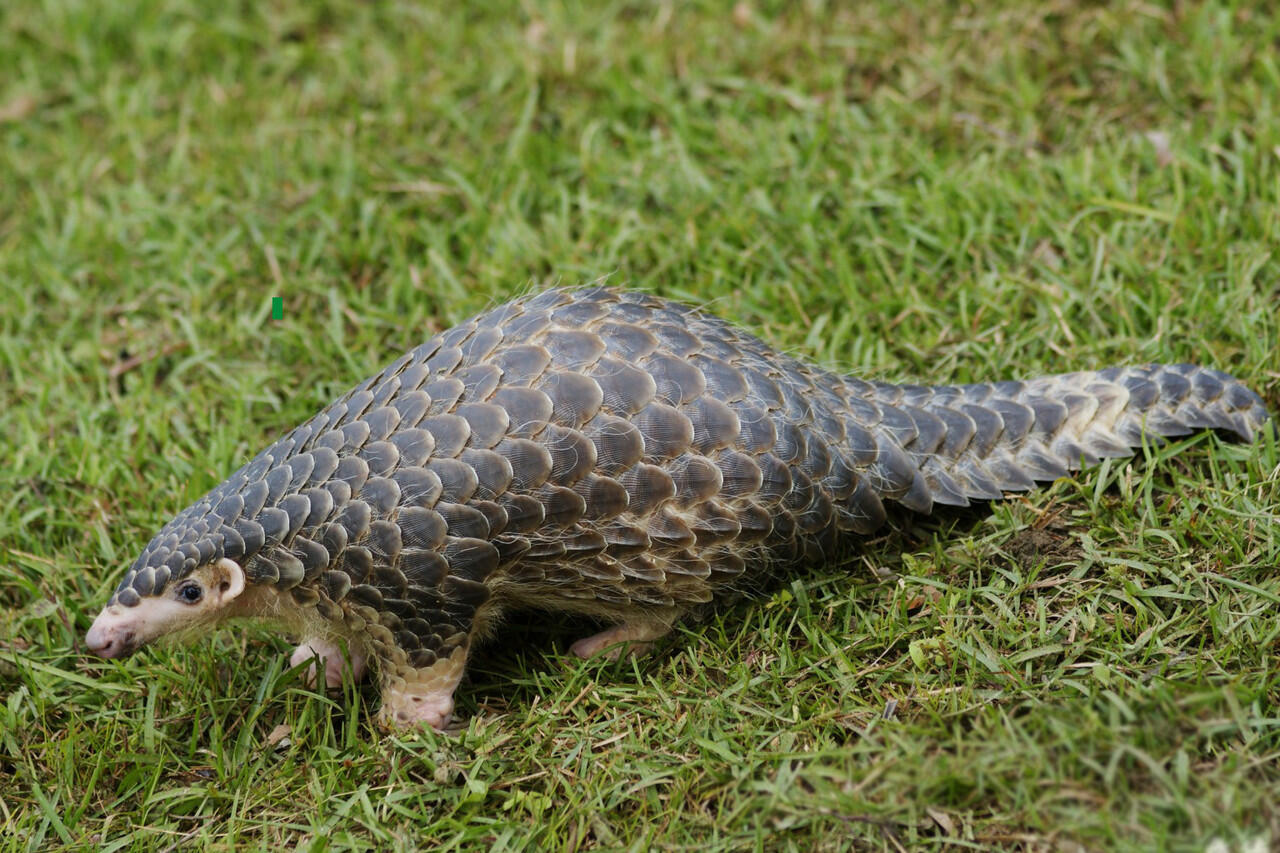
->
(85, 619), (136, 659)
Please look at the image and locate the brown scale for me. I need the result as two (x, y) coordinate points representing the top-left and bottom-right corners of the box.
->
(94, 286), (1273, 729)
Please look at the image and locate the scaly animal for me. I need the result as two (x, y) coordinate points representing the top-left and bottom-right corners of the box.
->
(86, 287), (1272, 729)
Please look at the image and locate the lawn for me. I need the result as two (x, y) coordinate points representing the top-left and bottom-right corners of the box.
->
(2, 1), (1279, 850)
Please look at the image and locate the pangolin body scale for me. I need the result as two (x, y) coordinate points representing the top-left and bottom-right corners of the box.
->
(87, 287), (1272, 728)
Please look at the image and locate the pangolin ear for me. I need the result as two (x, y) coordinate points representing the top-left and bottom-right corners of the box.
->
(213, 557), (246, 602)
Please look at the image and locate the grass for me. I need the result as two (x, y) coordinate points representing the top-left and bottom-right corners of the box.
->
(1, 0), (1279, 849)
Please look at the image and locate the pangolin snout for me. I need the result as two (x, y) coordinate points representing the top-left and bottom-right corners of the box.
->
(86, 610), (139, 659)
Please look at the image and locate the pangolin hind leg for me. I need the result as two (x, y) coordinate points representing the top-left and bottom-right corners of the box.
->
(570, 620), (673, 660)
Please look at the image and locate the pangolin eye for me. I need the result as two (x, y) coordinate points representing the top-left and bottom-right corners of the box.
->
(178, 584), (203, 604)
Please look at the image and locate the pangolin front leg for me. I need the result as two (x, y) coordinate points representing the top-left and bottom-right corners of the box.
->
(345, 578), (491, 731)
(290, 637), (367, 689)
(376, 643), (470, 731)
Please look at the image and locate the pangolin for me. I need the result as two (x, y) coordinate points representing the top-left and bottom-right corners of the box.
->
(86, 286), (1272, 729)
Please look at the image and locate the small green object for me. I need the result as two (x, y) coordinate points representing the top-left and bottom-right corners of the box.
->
(271, 297), (283, 320)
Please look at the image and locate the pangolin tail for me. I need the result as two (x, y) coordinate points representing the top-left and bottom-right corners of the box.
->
(856, 364), (1272, 512)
